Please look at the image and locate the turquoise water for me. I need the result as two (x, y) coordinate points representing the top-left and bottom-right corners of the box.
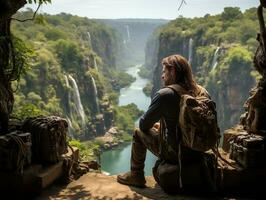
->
(101, 64), (157, 175)
(101, 143), (157, 176)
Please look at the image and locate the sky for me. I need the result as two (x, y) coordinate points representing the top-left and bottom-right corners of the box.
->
(24, 0), (259, 19)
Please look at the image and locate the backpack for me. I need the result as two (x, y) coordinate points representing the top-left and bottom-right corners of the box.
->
(167, 84), (220, 152)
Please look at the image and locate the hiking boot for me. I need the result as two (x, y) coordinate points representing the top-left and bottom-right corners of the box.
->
(117, 171), (146, 188)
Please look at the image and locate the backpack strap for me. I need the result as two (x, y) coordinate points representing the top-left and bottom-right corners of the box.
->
(197, 84), (211, 98)
(167, 84), (211, 98)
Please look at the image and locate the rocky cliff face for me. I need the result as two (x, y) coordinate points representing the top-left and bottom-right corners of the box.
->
(146, 8), (258, 130)
(97, 19), (168, 67)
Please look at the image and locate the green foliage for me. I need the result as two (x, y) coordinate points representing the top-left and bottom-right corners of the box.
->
(108, 92), (119, 105)
(53, 39), (83, 72)
(109, 69), (136, 91)
(221, 7), (243, 21)
(27, 92), (42, 104)
(138, 65), (151, 79)
(13, 103), (47, 120)
(225, 46), (253, 69)
(119, 132), (132, 142)
(69, 139), (86, 151)
(44, 96), (63, 115)
(250, 70), (262, 81)
(143, 82), (153, 97)
(3, 36), (34, 82)
(69, 139), (97, 161)
(27, 0), (51, 4)
(114, 103), (144, 134)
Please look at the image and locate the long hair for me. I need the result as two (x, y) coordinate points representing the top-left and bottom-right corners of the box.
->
(162, 54), (199, 95)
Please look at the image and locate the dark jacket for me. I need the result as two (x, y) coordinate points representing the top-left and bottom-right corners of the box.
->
(139, 87), (181, 162)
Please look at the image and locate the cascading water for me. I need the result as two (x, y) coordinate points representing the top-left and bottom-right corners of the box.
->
(188, 38), (193, 64)
(89, 73), (100, 113)
(211, 47), (220, 70)
(68, 74), (86, 128)
(66, 117), (75, 138)
(94, 57), (98, 71)
(64, 75), (75, 136)
(87, 31), (92, 46)
(64, 75), (71, 111)
(125, 25), (130, 42)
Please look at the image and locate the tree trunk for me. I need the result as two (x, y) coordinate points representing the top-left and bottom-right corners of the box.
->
(0, 0), (26, 134)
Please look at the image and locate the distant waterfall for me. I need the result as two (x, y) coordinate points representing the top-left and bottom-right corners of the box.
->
(188, 38), (193, 64)
(211, 47), (220, 70)
(87, 31), (92, 46)
(68, 75), (86, 127)
(94, 57), (98, 71)
(89, 73), (100, 113)
(125, 25), (131, 42)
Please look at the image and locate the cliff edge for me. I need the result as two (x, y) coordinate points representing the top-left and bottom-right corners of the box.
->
(36, 172), (201, 200)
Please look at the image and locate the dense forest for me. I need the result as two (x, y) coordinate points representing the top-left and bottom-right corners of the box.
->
(143, 7), (259, 131)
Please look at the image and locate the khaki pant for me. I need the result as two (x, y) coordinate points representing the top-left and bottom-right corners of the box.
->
(131, 128), (160, 172)
(130, 127), (204, 172)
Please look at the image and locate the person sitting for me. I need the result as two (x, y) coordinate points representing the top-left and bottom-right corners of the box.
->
(117, 54), (218, 195)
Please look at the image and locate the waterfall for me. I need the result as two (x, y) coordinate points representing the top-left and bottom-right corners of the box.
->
(188, 38), (193, 64)
(64, 74), (70, 88)
(94, 57), (98, 71)
(64, 74), (71, 114)
(68, 74), (86, 128)
(125, 25), (130, 42)
(89, 73), (100, 113)
(66, 117), (75, 138)
(211, 47), (220, 70)
(87, 31), (92, 46)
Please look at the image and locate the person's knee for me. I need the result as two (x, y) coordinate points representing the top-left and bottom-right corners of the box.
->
(133, 128), (146, 143)
(134, 127), (140, 133)
(133, 128), (141, 138)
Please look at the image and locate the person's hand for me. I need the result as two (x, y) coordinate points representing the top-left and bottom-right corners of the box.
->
(153, 122), (160, 132)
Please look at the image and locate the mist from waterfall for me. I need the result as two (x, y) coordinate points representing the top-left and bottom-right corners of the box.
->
(89, 73), (100, 113)
(211, 47), (220, 70)
(188, 38), (193, 64)
(67, 74), (86, 128)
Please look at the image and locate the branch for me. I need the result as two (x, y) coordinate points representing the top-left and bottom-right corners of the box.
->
(178, 0), (187, 11)
(11, 3), (41, 22)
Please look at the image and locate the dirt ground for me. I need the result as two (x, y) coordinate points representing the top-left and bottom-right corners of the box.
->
(35, 172), (253, 200)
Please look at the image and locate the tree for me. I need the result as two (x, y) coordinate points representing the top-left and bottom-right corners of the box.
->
(221, 7), (243, 21)
(0, 0), (50, 134)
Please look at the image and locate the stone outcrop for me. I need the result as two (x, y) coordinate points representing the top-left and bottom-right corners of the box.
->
(95, 127), (123, 149)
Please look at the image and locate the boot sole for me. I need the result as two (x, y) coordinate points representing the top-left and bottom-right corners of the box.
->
(117, 176), (146, 188)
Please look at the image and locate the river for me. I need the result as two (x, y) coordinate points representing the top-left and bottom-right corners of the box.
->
(101, 64), (157, 176)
